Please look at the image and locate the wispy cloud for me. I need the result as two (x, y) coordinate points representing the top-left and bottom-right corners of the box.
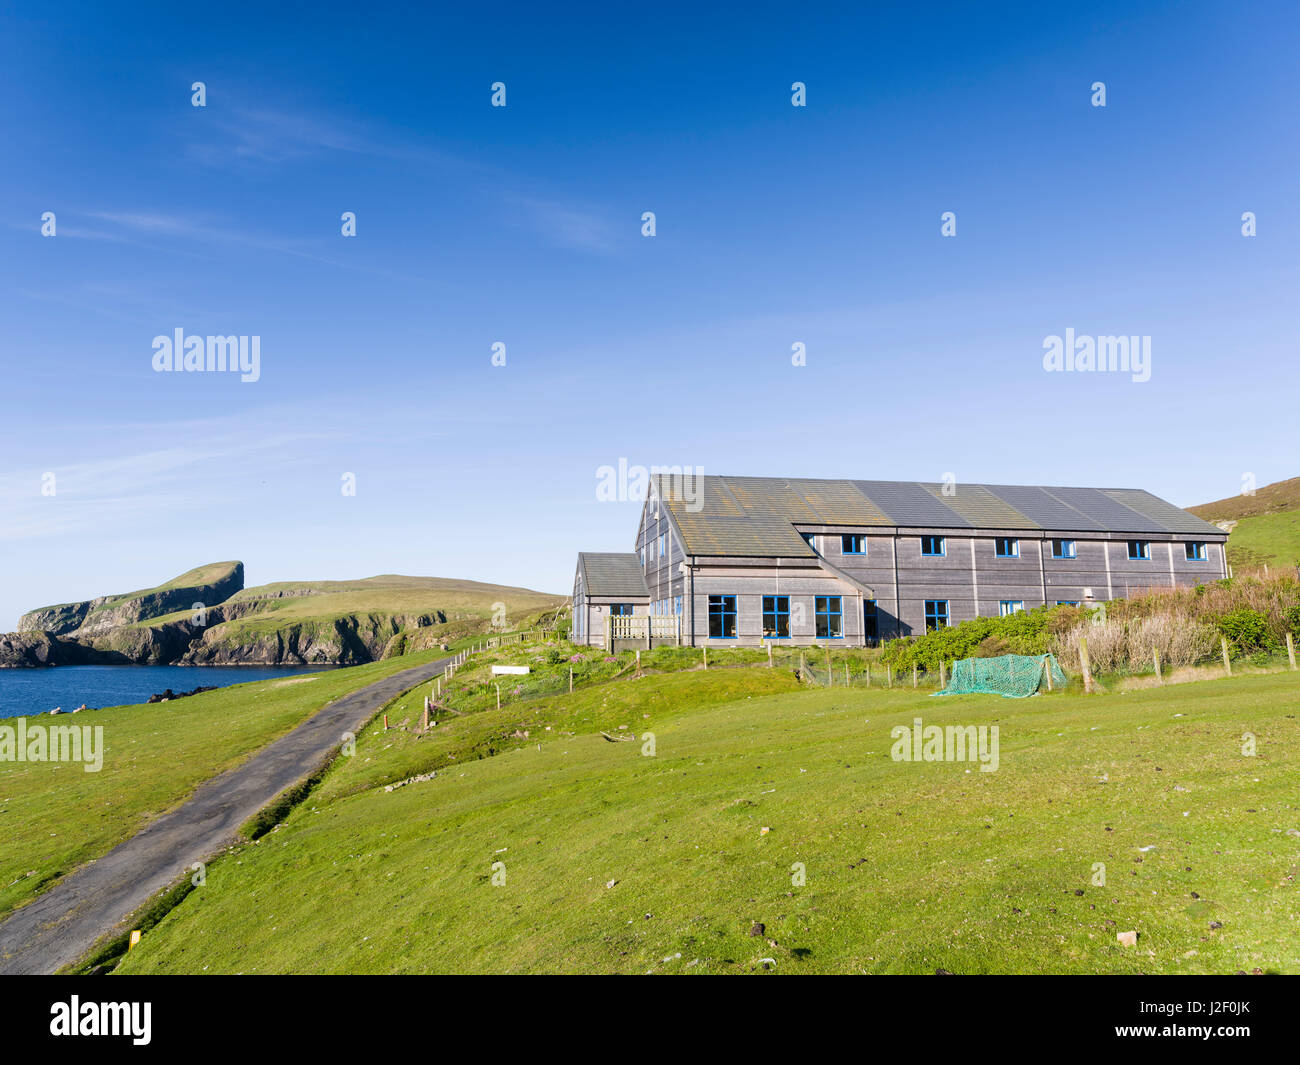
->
(183, 104), (481, 174)
(0, 415), (334, 543)
(506, 196), (622, 254)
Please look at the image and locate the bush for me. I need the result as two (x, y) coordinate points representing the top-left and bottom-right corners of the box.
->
(881, 607), (1056, 672)
(1053, 614), (1220, 674)
(1216, 608), (1276, 654)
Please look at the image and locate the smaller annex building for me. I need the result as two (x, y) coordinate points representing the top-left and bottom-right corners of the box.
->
(571, 551), (658, 650)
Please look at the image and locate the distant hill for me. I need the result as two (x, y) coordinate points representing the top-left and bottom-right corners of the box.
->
(18, 562), (244, 635)
(161, 575), (565, 665)
(4, 565), (565, 668)
(1188, 477), (1300, 570)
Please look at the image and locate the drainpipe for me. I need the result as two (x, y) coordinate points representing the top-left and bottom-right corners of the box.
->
(688, 557), (696, 646)
(892, 533), (902, 638)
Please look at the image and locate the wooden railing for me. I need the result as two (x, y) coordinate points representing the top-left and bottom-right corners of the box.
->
(606, 613), (682, 647)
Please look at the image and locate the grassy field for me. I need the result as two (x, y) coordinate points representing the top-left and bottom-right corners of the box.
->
(0, 649), (448, 920)
(1217, 512), (1300, 571)
(113, 654), (1300, 975)
(1189, 475), (1300, 571)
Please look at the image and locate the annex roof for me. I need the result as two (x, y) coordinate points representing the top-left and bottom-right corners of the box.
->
(575, 552), (650, 598)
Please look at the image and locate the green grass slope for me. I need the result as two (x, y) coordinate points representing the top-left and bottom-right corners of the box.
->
(115, 662), (1300, 975)
(17, 561), (244, 635)
(0, 649), (448, 920)
(1189, 477), (1300, 570)
(103, 574), (567, 665)
(1214, 512), (1300, 570)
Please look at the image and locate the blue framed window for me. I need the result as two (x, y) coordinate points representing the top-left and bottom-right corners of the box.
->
(1056, 600), (1080, 607)
(924, 600), (949, 630)
(863, 599), (878, 641)
(841, 534), (867, 555)
(1051, 539), (1076, 559)
(659, 533), (666, 557)
(762, 595), (790, 639)
(639, 546), (646, 566)
(610, 603), (633, 616)
(708, 595), (736, 638)
(1127, 540), (1151, 560)
(815, 596), (842, 638)
(994, 537), (1019, 558)
(1185, 541), (1207, 561)
(921, 535), (946, 556)
(801, 532), (816, 550)
(674, 595), (682, 615)
(998, 600), (1024, 616)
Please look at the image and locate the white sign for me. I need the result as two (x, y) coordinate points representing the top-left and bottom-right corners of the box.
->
(491, 665), (530, 676)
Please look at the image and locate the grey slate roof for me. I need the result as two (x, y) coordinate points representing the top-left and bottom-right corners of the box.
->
(576, 552), (650, 598)
(654, 475), (1222, 558)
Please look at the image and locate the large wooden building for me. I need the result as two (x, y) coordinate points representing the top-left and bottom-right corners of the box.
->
(572, 474), (1227, 648)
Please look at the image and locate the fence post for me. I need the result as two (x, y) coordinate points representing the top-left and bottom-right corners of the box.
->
(569, 667), (574, 693)
(496, 683), (500, 711)
(1153, 649), (1162, 684)
(1221, 637), (1232, 676)
(865, 663), (871, 687)
(1288, 632), (1296, 671)
(704, 646), (709, 670)
(939, 660), (946, 688)
(912, 663), (918, 689)
(1042, 657), (1052, 692)
(636, 649), (641, 675)
(827, 647), (833, 688)
(768, 644), (773, 668)
(886, 664), (892, 689)
(1079, 636), (1093, 694)
(845, 663), (850, 686)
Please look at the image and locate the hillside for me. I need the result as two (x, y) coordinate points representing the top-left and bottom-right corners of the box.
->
(1189, 477), (1300, 570)
(17, 562), (244, 636)
(156, 575), (565, 665)
(3, 566), (565, 668)
(108, 637), (1300, 975)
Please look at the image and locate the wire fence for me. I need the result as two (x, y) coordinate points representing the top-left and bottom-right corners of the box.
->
(411, 635), (963, 720)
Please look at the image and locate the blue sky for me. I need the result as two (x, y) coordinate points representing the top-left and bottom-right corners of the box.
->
(1, 0), (1297, 628)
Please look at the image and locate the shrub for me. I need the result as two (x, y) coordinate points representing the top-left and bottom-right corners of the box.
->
(1053, 614), (1220, 674)
(881, 607), (1055, 672)
(1216, 608), (1276, 654)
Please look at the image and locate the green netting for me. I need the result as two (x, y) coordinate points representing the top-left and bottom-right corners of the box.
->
(934, 653), (1068, 698)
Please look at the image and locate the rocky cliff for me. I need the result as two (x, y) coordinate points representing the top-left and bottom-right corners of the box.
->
(18, 562), (245, 635)
(2, 568), (563, 668)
